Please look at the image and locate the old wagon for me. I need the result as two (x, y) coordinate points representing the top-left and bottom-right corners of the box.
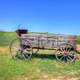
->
(9, 29), (77, 63)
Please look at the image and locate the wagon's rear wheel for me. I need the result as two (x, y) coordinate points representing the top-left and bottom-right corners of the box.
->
(56, 43), (77, 63)
(9, 38), (32, 60)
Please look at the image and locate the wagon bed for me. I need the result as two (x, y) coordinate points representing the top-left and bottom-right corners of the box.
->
(21, 34), (76, 50)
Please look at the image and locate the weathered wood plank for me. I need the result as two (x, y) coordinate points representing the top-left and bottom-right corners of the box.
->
(20, 34), (76, 49)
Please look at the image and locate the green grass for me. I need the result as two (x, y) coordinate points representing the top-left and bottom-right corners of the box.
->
(77, 35), (80, 44)
(0, 52), (80, 80)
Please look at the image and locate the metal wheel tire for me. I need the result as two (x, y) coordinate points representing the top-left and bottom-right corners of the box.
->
(55, 43), (77, 63)
(9, 38), (33, 59)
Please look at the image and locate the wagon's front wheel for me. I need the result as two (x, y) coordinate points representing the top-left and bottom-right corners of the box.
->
(56, 43), (77, 63)
(9, 38), (33, 60)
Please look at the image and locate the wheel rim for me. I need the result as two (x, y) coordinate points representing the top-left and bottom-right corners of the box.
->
(56, 43), (76, 63)
(9, 38), (21, 58)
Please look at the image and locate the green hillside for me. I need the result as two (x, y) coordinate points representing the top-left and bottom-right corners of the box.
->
(0, 31), (17, 46)
(77, 35), (80, 44)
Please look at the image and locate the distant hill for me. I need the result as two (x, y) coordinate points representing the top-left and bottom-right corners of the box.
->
(29, 32), (63, 36)
(0, 31), (17, 46)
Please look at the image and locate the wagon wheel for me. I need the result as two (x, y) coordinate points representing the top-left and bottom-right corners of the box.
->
(9, 38), (32, 60)
(55, 43), (77, 63)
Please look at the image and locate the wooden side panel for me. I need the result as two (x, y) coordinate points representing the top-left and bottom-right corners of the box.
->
(21, 34), (76, 49)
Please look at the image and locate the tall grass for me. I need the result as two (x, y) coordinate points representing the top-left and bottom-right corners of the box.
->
(0, 53), (80, 80)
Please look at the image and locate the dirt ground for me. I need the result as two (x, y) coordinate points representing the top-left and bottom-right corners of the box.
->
(16, 75), (80, 80)
(76, 44), (80, 52)
(0, 46), (9, 53)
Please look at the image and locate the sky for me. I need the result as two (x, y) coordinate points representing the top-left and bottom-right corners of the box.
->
(0, 0), (80, 35)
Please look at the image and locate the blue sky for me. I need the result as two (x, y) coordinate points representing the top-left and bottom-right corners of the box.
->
(0, 0), (80, 35)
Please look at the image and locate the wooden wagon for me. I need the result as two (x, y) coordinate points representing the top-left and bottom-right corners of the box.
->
(10, 29), (77, 63)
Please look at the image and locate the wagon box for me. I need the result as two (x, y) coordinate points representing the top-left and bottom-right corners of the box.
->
(21, 34), (76, 49)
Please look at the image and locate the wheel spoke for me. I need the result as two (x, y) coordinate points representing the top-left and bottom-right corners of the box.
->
(61, 47), (64, 52)
(66, 56), (70, 62)
(69, 51), (75, 55)
(67, 55), (73, 61)
(59, 56), (64, 61)
(57, 52), (63, 56)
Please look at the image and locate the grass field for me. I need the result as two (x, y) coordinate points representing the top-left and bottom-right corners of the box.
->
(0, 52), (80, 80)
(0, 31), (80, 80)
